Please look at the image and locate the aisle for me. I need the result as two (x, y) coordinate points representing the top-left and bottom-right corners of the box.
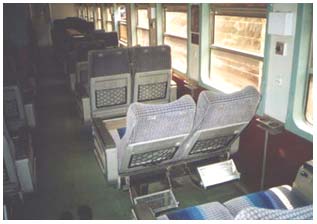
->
(20, 50), (131, 220)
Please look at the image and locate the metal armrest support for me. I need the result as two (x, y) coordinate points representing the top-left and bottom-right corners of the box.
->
(133, 203), (156, 220)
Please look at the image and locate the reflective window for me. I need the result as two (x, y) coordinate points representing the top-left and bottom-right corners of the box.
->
(209, 5), (267, 91)
(164, 7), (188, 74)
(137, 8), (149, 46)
(118, 5), (127, 46)
(103, 7), (113, 32)
(95, 6), (102, 30)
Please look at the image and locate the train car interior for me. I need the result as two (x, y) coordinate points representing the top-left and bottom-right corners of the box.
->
(2, 2), (314, 220)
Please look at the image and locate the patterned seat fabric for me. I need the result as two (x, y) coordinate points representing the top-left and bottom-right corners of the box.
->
(158, 202), (234, 220)
(235, 205), (313, 220)
(223, 185), (309, 217)
(179, 86), (261, 161)
(88, 48), (131, 118)
(130, 45), (171, 103)
(157, 185), (312, 220)
(117, 95), (196, 173)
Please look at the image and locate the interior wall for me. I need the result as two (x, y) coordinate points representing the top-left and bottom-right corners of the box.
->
(263, 4), (298, 122)
(49, 3), (76, 21)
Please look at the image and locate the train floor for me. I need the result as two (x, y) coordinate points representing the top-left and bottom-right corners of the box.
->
(18, 48), (248, 220)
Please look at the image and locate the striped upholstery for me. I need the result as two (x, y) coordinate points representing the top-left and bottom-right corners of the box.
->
(235, 205), (313, 220)
(223, 185), (309, 217)
(157, 185), (312, 220)
(158, 202), (234, 220)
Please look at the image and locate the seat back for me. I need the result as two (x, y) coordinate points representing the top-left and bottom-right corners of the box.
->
(88, 48), (131, 119)
(92, 31), (119, 48)
(3, 85), (26, 132)
(179, 86), (260, 162)
(117, 95), (196, 175)
(130, 45), (171, 104)
(69, 40), (105, 75)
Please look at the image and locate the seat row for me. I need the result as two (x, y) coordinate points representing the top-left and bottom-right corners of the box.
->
(89, 45), (175, 120)
(105, 86), (260, 178)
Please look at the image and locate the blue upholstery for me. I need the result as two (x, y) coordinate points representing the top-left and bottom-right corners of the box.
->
(157, 185), (312, 220)
(158, 202), (234, 220)
(224, 185), (309, 216)
(235, 205), (313, 220)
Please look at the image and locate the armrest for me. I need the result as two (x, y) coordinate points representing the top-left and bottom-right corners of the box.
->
(92, 118), (116, 149)
(133, 203), (156, 220)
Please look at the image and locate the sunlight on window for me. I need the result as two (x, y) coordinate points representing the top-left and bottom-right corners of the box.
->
(214, 16), (266, 55)
(165, 11), (187, 38)
(210, 14), (266, 91)
(137, 9), (149, 29)
(137, 9), (149, 46)
(164, 10), (188, 74)
(210, 50), (262, 91)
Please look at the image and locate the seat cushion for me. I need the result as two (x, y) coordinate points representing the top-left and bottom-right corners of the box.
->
(224, 185), (309, 217)
(157, 202), (234, 220)
(235, 204), (313, 220)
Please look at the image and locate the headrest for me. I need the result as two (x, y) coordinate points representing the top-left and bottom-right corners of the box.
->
(124, 95), (196, 144)
(92, 32), (119, 48)
(73, 40), (105, 62)
(194, 86), (260, 130)
(130, 45), (171, 73)
(88, 48), (130, 77)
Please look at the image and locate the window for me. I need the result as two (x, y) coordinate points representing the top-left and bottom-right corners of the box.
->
(136, 8), (150, 46)
(95, 6), (103, 30)
(118, 5), (127, 46)
(88, 5), (95, 22)
(83, 5), (88, 21)
(163, 5), (188, 75)
(209, 4), (267, 92)
(103, 6), (113, 32)
(77, 5), (84, 19)
(305, 39), (313, 125)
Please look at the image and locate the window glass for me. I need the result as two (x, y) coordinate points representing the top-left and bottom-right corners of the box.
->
(137, 8), (149, 46)
(103, 7), (113, 32)
(214, 15), (266, 55)
(165, 11), (187, 38)
(137, 9), (149, 29)
(119, 6), (126, 21)
(164, 9), (188, 74)
(210, 49), (263, 90)
(118, 5), (127, 45)
(137, 29), (149, 46)
(209, 8), (267, 91)
(96, 7), (102, 30)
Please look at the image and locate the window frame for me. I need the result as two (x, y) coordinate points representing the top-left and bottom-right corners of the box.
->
(163, 4), (189, 76)
(285, 3), (313, 142)
(304, 34), (313, 125)
(208, 4), (267, 92)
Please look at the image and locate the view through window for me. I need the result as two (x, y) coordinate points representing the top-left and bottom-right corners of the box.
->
(210, 6), (267, 92)
(164, 7), (188, 74)
(136, 8), (150, 46)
